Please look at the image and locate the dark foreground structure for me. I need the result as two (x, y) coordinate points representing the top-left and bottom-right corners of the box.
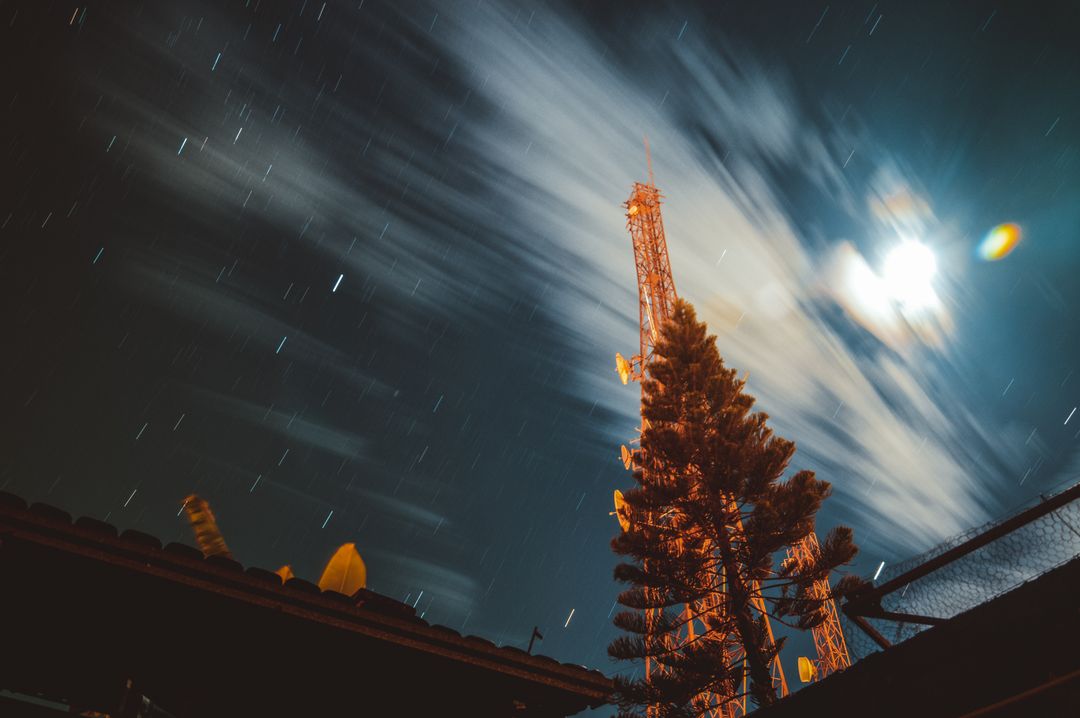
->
(754, 556), (1080, 717)
(758, 484), (1080, 718)
(0, 492), (612, 717)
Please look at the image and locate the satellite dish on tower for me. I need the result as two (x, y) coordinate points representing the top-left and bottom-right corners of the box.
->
(613, 490), (631, 533)
(620, 445), (634, 470)
(798, 656), (818, 683)
(615, 353), (632, 385)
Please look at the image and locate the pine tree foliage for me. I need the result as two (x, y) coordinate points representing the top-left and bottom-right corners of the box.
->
(609, 300), (858, 717)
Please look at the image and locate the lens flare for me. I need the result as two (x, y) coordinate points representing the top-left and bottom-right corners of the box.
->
(977, 223), (1021, 261)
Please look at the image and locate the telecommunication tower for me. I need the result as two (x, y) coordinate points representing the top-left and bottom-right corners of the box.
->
(612, 142), (848, 713)
(613, 141), (787, 716)
(614, 140), (677, 387)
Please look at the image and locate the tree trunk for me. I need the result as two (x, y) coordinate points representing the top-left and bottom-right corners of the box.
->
(717, 532), (776, 707)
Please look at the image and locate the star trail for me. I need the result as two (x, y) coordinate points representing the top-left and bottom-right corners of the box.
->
(2, 0), (1079, 691)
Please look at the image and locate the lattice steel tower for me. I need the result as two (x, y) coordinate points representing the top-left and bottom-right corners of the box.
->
(615, 143), (677, 386)
(613, 142), (790, 716)
(790, 533), (852, 683)
(612, 143), (851, 714)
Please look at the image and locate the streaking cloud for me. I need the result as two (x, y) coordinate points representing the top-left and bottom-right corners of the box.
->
(435, 5), (1030, 550)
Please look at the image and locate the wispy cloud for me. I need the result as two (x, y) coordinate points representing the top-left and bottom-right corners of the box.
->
(81, 0), (1041, 624)
(434, 6), (1035, 552)
(189, 388), (369, 461)
(125, 254), (394, 399)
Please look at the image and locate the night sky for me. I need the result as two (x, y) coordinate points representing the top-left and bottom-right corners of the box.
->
(3, 0), (1079, 690)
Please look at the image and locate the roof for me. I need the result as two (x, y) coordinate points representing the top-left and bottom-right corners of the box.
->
(0, 492), (612, 717)
(754, 554), (1080, 717)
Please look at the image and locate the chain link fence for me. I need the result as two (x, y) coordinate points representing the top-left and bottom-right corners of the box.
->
(841, 480), (1080, 660)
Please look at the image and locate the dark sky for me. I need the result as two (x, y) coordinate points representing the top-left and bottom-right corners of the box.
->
(3, 0), (1079, 691)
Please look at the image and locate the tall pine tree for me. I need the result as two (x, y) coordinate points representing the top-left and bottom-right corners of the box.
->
(610, 300), (859, 717)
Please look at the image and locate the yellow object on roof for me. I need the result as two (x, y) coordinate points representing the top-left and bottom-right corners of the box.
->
(318, 543), (367, 595)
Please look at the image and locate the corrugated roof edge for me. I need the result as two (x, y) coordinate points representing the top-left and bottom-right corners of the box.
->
(0, 492), (612, 702)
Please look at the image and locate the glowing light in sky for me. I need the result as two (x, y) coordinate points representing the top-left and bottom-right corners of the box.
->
(844, 250), (893, 320)
(831, 239), (946, 347)
(977, 222), (1021, 261)
(882, 240), (938, 310)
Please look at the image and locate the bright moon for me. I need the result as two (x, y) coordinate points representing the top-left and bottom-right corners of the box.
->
(882, 241), (937, 310)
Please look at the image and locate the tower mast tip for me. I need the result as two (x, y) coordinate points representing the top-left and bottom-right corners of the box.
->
(643, 135), (655, 187)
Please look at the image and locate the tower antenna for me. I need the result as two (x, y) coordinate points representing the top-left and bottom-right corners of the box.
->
(644, 135), (655, 187)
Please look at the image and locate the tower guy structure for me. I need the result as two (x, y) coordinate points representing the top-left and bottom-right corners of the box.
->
(612, 143), (849, 715)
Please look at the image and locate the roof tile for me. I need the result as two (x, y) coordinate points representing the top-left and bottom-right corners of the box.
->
(206, 554), (243, 573)
(0, 491), (27, 511)
(74, 516), (118, 537)
(285, 577), (321, 594)
(244, 566), (285, 585)
(164, 542), (204, 562)
(120, 529), (162, 551)
(28, 503), (72, 525)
